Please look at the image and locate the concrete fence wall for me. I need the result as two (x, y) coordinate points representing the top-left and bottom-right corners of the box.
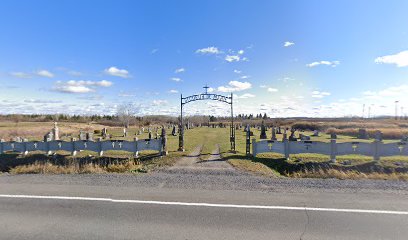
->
(252, 139), (408, 162)
(0, 138), (163, 157)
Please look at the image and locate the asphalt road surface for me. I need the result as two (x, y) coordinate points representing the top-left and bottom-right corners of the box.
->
(1, 156), (408, 239)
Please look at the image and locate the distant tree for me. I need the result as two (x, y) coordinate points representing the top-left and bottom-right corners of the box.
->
(263, 113), (267, 119)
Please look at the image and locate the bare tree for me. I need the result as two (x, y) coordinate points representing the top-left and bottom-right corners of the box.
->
(117, 104), (135, 128)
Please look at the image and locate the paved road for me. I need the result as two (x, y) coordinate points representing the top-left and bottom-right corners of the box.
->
(1, 148), (408, 240)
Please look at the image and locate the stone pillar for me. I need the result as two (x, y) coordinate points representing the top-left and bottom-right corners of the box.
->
(373, 131), (383, 161)
(373, 140), (382, 161)
(283, 136), (289, 159)
(52, 122), (60, 140)
(252, 138), (257, 157)
(330, 139), (337, 163)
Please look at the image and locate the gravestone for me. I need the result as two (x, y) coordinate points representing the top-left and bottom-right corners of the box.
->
(289, 129), (297, 141)
(148, 132), (152, 140)
(86, 132), (94, 141)
(271, 127), (277, 141)
(79, 131), (86, 141)
(123, 128), (127, 137)
(300, 134), (311, 141)
(374, 130), (383, 141)
(358, 128), (369, 139)
(330, 133), (337, 139)
(260, 122), (267, 139)
(277, 127), (282, 134)
(102, 128), (108, 138)
(171, 126), (177, 136)
(312, 130), (319, 137)
(44, 132), (53, 142)
(402, 135), (408, 142)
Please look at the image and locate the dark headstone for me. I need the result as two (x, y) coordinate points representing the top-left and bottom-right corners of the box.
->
(358, 128), (369, 139)
(260, 122), (267, 139)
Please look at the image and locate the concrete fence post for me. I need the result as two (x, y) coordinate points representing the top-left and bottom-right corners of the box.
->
(0, 139), (4, 154)
(23, 141), (28, 156)
(71, 137), (77, 156)
(134, 137), (139, 158)
(283, 138), (290, 159)
(46, 141), (52, 156)
(373, 140), (381, 162)
(98, 137), (103, 157)
(330, 139), (337, 163)
(252, 139), (257, 157)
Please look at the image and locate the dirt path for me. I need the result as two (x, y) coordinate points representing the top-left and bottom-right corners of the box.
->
(195, 144), (236, 171)
(169, 145), (203, 169)
(167, 145), (238, 174)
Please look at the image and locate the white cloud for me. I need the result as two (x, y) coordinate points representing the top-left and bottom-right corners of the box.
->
(10, 72), (31, 78)
(37, 70), (54, 78)
(174, 68), (185, 73)
(259, 85), (267, 88)
(218, 81), (252, 92)
(312, 90), (331, 98)
(240, 75), (250, 79)
(104, 66), (130, 78)
(195, 46), (221, 55)
(238, 50), (244, 55)
(306, 61), (340, 67)
(152, 100), (168, 106)
(375, 50), (408, 67)
(235, 93), (255, 99)
(267, 88), (278, 92)
(170, 77), (181, 82)
(284, 41), (295, 47)
(233, 69), (242, 74)
(225, 55), (240, 62)
(53, 80), (113, 93)
(169, 89), (178, 93)
(24, 99), (62, 104)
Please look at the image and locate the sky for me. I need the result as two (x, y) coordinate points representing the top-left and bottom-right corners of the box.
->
(0, 0), (408, 117)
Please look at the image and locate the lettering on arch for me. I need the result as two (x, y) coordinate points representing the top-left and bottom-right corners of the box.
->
(182, 93), (232, 105)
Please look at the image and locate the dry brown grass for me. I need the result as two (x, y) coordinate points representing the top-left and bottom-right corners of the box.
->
(9, 160), (142, 174)
(288, 168), (408, 181)
(326, 127), (408, 139)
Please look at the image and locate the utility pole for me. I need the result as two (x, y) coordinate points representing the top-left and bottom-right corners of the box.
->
(368, 105), (371, 119)
(395, 101), (399, 120)
(362, 104), (365, 119)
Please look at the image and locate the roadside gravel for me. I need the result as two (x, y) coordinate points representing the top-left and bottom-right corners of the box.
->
(1, 171), (408, 195)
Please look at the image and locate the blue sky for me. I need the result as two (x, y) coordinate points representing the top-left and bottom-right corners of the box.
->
(0, 0), (407, 117)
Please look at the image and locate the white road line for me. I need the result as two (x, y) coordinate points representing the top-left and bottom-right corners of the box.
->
(0, 194), (407, 215)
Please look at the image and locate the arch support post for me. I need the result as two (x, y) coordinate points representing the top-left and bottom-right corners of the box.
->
(178, 94), (185, 152)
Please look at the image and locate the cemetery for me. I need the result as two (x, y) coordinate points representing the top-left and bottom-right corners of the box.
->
(0, 115), (407, 179)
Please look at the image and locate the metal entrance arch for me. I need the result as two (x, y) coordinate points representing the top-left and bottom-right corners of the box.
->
(178, 85), (235, 152)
